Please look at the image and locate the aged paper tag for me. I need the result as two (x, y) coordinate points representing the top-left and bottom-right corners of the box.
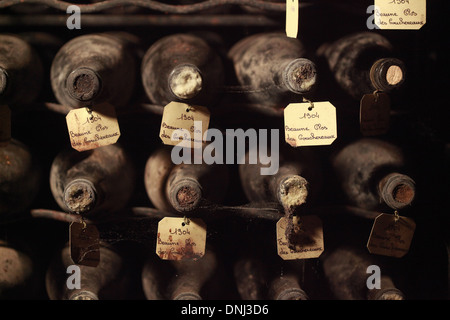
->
(360, 92), (390, 136)
(156, 217), (206, 261)
(277, 215), (324, 260)
(160, 102), (210, 148)
(286, 0), (299, 38)
(69, 222), (100, 267)
(284, 101), (337, 147)
(374, 0), (426, 30)
(367, 213), (416, 258)
(66, 102), (120, 152)
(0, 105), (11, 143)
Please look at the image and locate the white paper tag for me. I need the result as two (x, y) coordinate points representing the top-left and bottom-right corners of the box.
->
(374, 0), (426, 30)
(156, 217), (207, 261)
(286, 0), (299, 38)
(284, 101), (337, 147)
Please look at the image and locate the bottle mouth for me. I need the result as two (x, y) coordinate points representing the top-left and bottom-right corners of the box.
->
(283, 58), (317, 94)
(0, 67), (8, 97)
(277, 175), (309, 210)
(70, 291), (99, 300)
(168, 64), (203, 100)
(379, 173), (415, 209)
(173, 292), (202, 300)
(168, 178), (202, 213)
(63, 179), (97, 214)
(276, 288), (309, 300)
(370, 58), (406, 91)
(66, 67), (102, 102)
(369, 288), (405, 300)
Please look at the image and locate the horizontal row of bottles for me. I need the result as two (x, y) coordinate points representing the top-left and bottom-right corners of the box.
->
(0, 136), (417, 223)
(1, 31), (407, 111)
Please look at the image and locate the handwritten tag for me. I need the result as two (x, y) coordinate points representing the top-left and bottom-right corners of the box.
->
(69, 222), (100, 267)
(374, 0), (426, 30)
(66, 102), (120, 152)
(160, 102), (210, 148)
(360, 92), (390, 136)
(284, 101), (337, 147)
(367, 213), (415, 258)
(277, 215), (324, 260)
(156, 217), (206, 261)
(286, 0), (299, 38)
(0, 105), (11, 143)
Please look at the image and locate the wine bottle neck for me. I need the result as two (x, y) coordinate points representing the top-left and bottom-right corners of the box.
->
(370, 58), (405, 92)
(63, 178), (98, 214)
(277, 175), (309, 210)
(167, 177), (202, 213)
(282, 58), (317, 94)
(66, 67), (102, 102)
(378, 172), (415, 209)
(0, 68), (8, 97)
(69, 290), (99, 300)
(168, 64), (203, 100)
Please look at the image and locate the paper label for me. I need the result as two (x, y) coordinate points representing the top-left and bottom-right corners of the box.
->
(286, 0), (299, 38)
(360, 93), (390, 136)
(367, 213), (416, 258)
(69, 222), (100, 267)
(0, 105), (11, 143)
(156, 217), (206, 261)
(374, 0), (426, 30)
(160, 102), (210, 148)
(66, 102), (120, 152)
(284, 101), (337, 147)
(277, 215), (324, 260)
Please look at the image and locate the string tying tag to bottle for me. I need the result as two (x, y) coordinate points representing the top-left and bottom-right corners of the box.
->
(367, 210), (415, 258)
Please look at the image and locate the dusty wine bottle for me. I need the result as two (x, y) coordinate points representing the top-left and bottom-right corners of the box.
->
(50, 32), (138, 109)
(49, 144), (135, 218)
(317, 32), (406, 99)
(228, 32), (317, 107)
(320, 244), (405, 300)
(233, 256), (309, 300)
(330, 138), (415, 211)
(0, 238), (37, 299)
(45, 243), (131, 300)
(141, 33), (225, 107)
(144, 146), (229, 214)
(0, 34), (44, 107)
(168, 247), (218, 300)
(0, 139), (41, 223)
(239, 145), (322, 212)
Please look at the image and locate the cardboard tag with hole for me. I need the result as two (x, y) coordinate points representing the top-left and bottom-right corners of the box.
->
(156, 217), (206, 261)
(367, 213), (415, 258)
(69, 221), (100, 267)
(0, 105), (11, 144)
(277, 215), (324, 260)
(360, 92), (390, 136)
(160, 102), (210, 149)
(284, 101), (337, 147)
(66, 102), (120, 152)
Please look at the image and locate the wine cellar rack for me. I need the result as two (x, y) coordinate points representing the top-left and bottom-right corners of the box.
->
(0, 0), (448, 303)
